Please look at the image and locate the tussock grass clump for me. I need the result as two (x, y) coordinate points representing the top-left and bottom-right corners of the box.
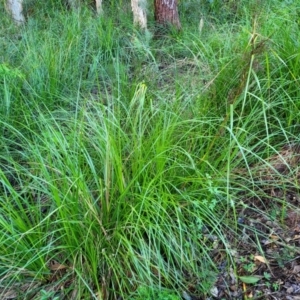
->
(0, 84), (227, 299)
(0, 0), (300, 298)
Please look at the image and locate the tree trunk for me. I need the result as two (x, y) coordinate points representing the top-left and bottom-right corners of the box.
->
(6, 0), (25, 25)
(154, 0), (181, 30)
(131, 0), (147, 29)
(95, 0), (102, 14)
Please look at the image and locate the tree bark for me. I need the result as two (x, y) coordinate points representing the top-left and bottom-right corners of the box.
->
(131, 0), (147, 29)
(95, 0), (102, 14)
(154, 0), (181, 30)
(6, 0), (25, 25)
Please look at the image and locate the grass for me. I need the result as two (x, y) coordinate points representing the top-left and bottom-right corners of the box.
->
(1, 0), (300, 299)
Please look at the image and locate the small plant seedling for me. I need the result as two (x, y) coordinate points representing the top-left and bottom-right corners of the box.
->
(272, 282), (280, 291)
(263, 272), (271, 281)
(241, 257), (256, 273)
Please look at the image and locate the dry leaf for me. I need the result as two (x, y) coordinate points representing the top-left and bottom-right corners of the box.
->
(48, 260), (68, 271)
(254, 255), (267, 264)
(292, 265), (300, 274)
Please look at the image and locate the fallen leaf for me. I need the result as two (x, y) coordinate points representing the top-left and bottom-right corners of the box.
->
(209, 286), (218, 297)
(254, 255), (267, 264)
(239, 275), (262, 284)
(292, 265), (300, 274)
(48, 260), (68, 271)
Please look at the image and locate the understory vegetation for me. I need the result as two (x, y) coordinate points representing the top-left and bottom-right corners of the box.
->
(0, 0), (300, 299)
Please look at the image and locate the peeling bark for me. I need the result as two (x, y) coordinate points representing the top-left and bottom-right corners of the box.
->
(154, 0), (181, 30)
(131, 0), (147, 29)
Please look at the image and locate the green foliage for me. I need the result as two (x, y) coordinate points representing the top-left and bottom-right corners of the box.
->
(131, 286), (180, 300)
(0, 63), (25, 79)
(39, 290), (60, 300)
(0, 0), (299, 299)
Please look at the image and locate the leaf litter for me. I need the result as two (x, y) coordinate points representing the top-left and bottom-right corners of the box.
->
(186, 143), (300, 300)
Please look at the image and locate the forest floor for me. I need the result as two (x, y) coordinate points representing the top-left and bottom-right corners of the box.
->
(192, 145), (300, 300)
(206, 194), (300, 300)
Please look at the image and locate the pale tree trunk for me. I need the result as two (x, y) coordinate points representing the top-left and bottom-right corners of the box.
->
(95, 0), (102, 14)
(6, 0), (25, 25)
(154, 0), (181, 30)
(131, 0), (147, 29)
